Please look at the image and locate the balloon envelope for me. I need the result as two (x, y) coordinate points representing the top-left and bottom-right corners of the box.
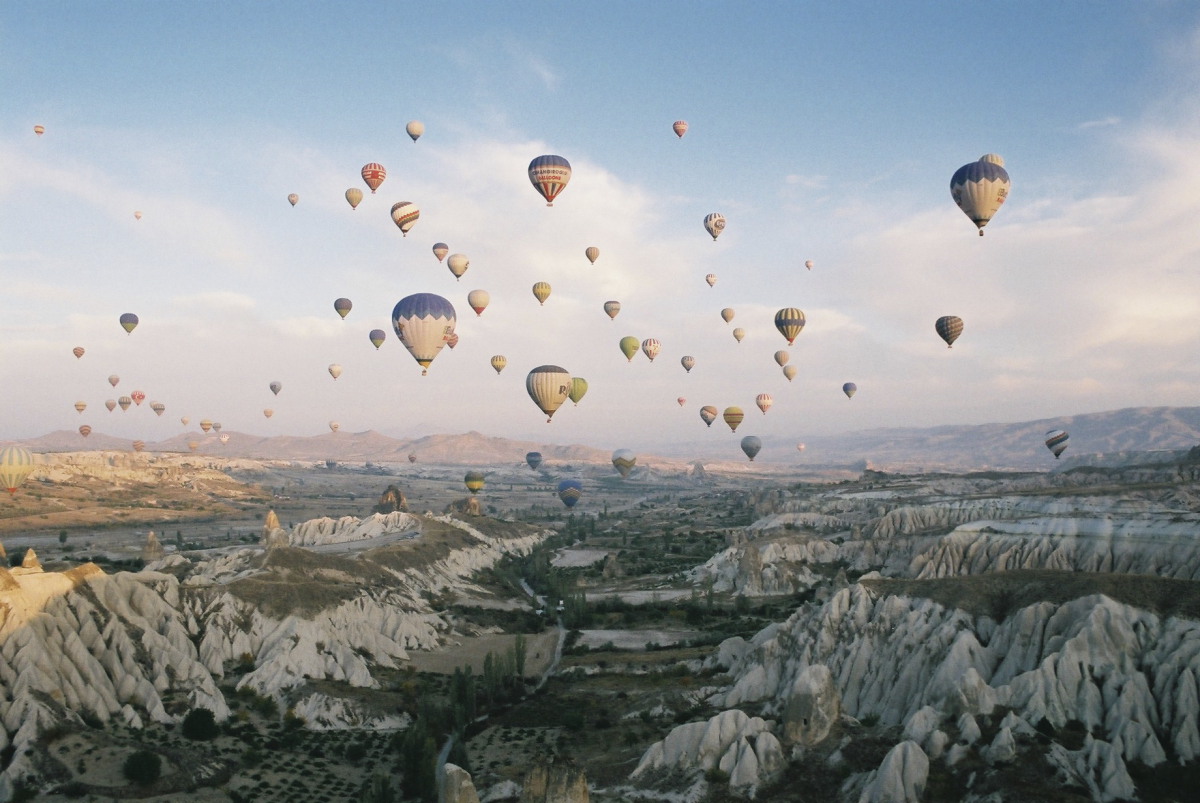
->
(672, 120), (688, 138)
(464, 470), (485, 494)
(774, 350), (790, 367)
(33, 125), (45, 136)
(528, 155), (572, 206)
(392, 293), (457, 375)
(774, 308), (806, 344)
(525, 451), (543, 471)
(200, 419), (213, 432)
(681, 355), (695, 373)
(783, 365), (798, 381)
(0, 446), (35, 494)
(328, 363), (342, 380)
(108, 375), (120, 387)
(723, 406), (744, 432)
(490, 355), (507, 374)
(619, 336), (639, 362)
(345, 188), (363, 209)
(950, 157), (1011, 235)
(1045, 429), (1069, 458)
(329, 421), (339, 433)
(151, 402), (165, 416)
(119, 312), (138, 334)
(936, 316), (964, 348)
(699, 406), (718, 427)
(569, 377), (588, 405)
(612, 449), (636, 478)
(532, 282), (552, 305)
(264, 409), (274, 418)
(603, 301), (621, 320)
(721, 308), (735, 324)
(641, 338), (661, 361)
(448, 253), (470, 280)
(74, 401), (86, 413)
(732, 328), (745, 343)
(756, 393), (773, 414)
(433, 243), (449, 262)
(361, 162), (386, 193)
(269, 381), (282, 395)
(843, 382), (857, 399)
(526, 365), (572, 422)
(585, 246), (599, 264)
(79, 425), (91, 438)
(557, 479), (583, 508)
(740, 435), (762, 461)
(705, 274), (717, 287)
(467, 289), (490, 316)
(334, 298), (353, 319)
(369, 329), (387, 349)
(105, 400), (116, 412)
(118, 396), (131, 411)
(287, 193), (298, 206)
(406, 121), (425, 142)
(72, 346), (85, 359)
(390, 201), (419, 236)
(703, 212), (726, 241)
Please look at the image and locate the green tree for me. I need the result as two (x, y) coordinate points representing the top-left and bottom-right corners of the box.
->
(122, 749), (162, 785)
(58, 531), (68, 546)
(513, 633), (527, 678)
(181, 707), (220, 741)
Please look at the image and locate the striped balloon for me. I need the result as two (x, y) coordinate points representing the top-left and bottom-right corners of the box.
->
(641, 338), (661, 361)
(390, 201), (420, 236)
(723, 406), (744, 432)
(699, 406), (718, 427)
(0, 446), (35, 493)
(756, 393), (773, 414)
(950, 157), (1010, 235)
(1045, 430), (1069, 459)
(392, 293), (457, 375)
(532, 282), (552, 305)
(681, 355), (695, 373)
(604, 300), (621, 320)
(528, 155), (572, 206)
(703, 212), (726, 241)
(490, 355), (507, 375)
(612, 449), (637, 478)
(526, 365), (572, 422)
(672, 120), (688, 138)
(935, 316), (964, 348)
(774, 308), (806, 344)
(557, 479), (583, 508)
(361, 163), (386, 193)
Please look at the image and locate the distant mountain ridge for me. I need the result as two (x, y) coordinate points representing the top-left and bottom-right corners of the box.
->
(14, 407), (1200, 471)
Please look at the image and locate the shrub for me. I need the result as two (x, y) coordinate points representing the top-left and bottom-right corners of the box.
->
(182, 707), (220, 741)
(122, 749), (162, 785)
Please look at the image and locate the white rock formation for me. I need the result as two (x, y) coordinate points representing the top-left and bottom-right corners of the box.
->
(853, 740), (928, 803)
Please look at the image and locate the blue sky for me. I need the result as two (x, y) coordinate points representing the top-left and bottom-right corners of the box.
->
(4, 3), (1200, 457)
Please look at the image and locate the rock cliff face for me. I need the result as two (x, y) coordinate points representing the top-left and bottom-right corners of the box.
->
(520, 758), (590, 803)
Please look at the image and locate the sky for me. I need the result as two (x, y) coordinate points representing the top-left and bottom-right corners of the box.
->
(4, 2), (1200, 456)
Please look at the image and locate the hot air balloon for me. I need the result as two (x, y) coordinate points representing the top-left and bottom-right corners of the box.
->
(369, 329), (387, 349)
(408, 453), (417, 463)
(134, 211), (143, 221)
(723, 406), (744, 432)
(328, 363), (342, 380)
(200, 419), (213, 433)
(532, 282), (552, 305)
(783, 365), (798, 382)
(703, 213), (726, 241)
(528, 155), (571, 206)
(699, 406), (718, 427)
(774, 350), (790, 367)
(180, 416), (189, 426)
(641, 339), (661, 362)
(119, 313), (139, 334)
(672, 120), (688, 138)
(188, 441), (198, 451)
(490, 355), (507, 374)
(568, 377), (588, 406)
(433, 243), (449, 262)
(720, 308), (735, 324)
(935, 316), (964, 348)
(756, 393), (773, 414)
(446, 333), (460, 350)
(732, 328), (746, 343)
(526, 452), (543, 471)
(390, 202), (419, 236)
(740, 435), (762, 461)
(108, 375), (120, 388)
(406, 121), (425, 142)
(584, 246), (599, 265)
(105, 399), (116, 412)
(33, 125), (44, 136)
(118, 396), (132, 411)
(843, 382), (857, 399)
(681, 355), (695, 373)
(619, 336), (640, 362)
(464, 470), (485, 494)
(334, 298), (353, 319)
(557, 479), (582, 508)
(151, 402), (165, 416)
(329, 421), (340, 433)
(950, 155), (1011, 235)
(677, 397), (687, 407)
(603, 301), (621, 320)
(705, 274), (717, 287)
(1045, 429), (1069, 459)
(74, 401), (86, 414)
(263, 409), (274, 418)
(269, 381), (282, 395)
(467, 289), (490, 316)
(796, 443), (806, 452)
(362, 162), (386, 193)
(287, 193), (299, 207)
(345, 188), (363, 210)
(79, 425), (91, 438)
(393, 293), (457, 375)
(611, 449), (636, 478)
(0, 446), (36, 494)
(130, 390), (145, 406)
(218, 433), (230, 445)
(774, 308), (806, 344)
(132, 440), (145, 453)
(72, 346), (85, 359)
(526, 365), (571, 422)
(447, 253), (469, 281)
(213, 422), (222, 433)
(805, 260), (814, 270)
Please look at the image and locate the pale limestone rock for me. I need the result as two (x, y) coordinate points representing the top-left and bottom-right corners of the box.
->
(632, 709), (781, 796)
(20, 549), (40, 571)
(983, 726), (1017, 764)
(856, 740), (928, 803)
(1047, 734), (1137, 803)
(521, 758), (589, 803)
(945, 742), (970, 767)
(783, 664), (840, 745)
(441, 762), (481, 803)
(142, 531), (164, 562)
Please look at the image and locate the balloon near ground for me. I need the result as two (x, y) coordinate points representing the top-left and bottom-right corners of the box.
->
(200, 419), (213, 432)
(935, 316), (964, 348)
(464, 470), (485, 494)
(528, 155), (572, 206)
(526, 365), (572, 422)
(741, 435), (762, 461)
(1045, 429), (1069, 459)
(0, 446), (36, 494)
(950, 154), (1011, 235)
(525, 451), (542, 471)
(557, 479), (583, 508)
(611, 449), (637, 478)
(79, 425), (91, 438)
(392, 293), (457, 376)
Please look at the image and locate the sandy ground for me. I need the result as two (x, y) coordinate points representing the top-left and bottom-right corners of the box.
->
(576, 629), (698, 649)
(404, 628), (561, 677)
(551, 548), (610, 568)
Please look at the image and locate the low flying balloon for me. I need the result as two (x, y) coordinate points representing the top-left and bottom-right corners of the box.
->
(108, 374), (120, 387)
(263, 409), (274, 418)
(705, 274), (717, 287)
(528, 155), (572, 206)
(677, 397), (687, 407)
(130, 390), (145, 406)
(467, 289), (490, 316)
(390, 202), (419, 236)
(406, 121), (425, 142)
(699, 406), (718, 427)
(361, 162), (386, 194)
(213, 422), (222, 432)
(446, 333), (459, 350)
(525, 451), (543, 471)
(723, 406), (744, 432)
(218, 433), (230, 445)
(603, 301), (621, 320)
(611, 449), (636, 478)
(464, 470), (485, 494)
(720, 308), (735, 324)
(774, 350), (790, 367)
(783, 365), (798, 381)
(118, 396), (131, 411)
(557, 479), (583, 508)
(619, 336), (639, 362)
(490, 355), (507, 374)
(119, 313), (139, 334)
(74, 401), (86, 414)
(756, 394), (773, 414)
(950, 154), (1011, 235)
(345, 188), (363, 210)
(132, 440), (145, 453)
(568, 377), (588, 406)
(584, 246), (599, 265)
(151, 402), (165, 416)
(935, 316), (964, 348)
(72, 346), (85, 359)
(1045, 429), (1069, 459)
(329, 421), (339, 433)
(33, 125), (44, 136)
(269, 381), (281, 395)
(334, 298), (353, 319)
(200, 419), (213, 433)
(703, 212), (726, 241)
(408, 454), (417, 464)
(774, 308), (806, 344)
(805, 260), (814, 270)
(328, 363), (342, 380)
(433, 243), (449, 262)
(526, 365), (571, 423)
(105, 399), (116, 412)
(287, 193), (298, 207)
(79, 425), (91, 438)
(681, 355), (695, 373)
(369, 329), (387, 349)
(188, 441), (198, 451)
(740, 435), (762, 462)
(392, 293), (457, 375)
(641, 338), (661, 362)
(532, 282), (552, 305)
(672, 120), (688, 138)
(843, 382), (857, 399)
(732, 328), (746, 343)
(0, 446), (36, 494)
(447, 253), (470, 280)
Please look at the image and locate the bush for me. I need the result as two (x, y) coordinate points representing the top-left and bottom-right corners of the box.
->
(122, 749), (162, 785)
(182, 707), (220, 741)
